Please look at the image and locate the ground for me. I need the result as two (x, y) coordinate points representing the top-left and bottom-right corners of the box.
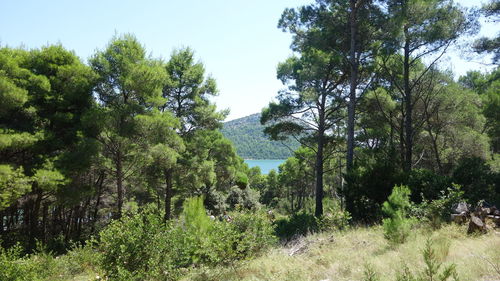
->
(182, 224), (500, 281)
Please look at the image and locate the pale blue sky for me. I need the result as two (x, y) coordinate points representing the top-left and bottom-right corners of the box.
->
(0, 0), (496, 120)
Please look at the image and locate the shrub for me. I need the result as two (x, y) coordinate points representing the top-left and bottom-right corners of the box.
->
(170, 206), (276, 267)
(363, 263), (380, 281)
(407, 169), (451, 203)
(396, 239), (458, 281)
(97, 198), (276, 280)
(56, 241), (102, 277)
(229, 210), (277, 258)
(345, 158), (404, 222)
(226, 186), (260, 210)
(452, 157), (497, 204)
(204, 189), (228, 215)
(235, 172), (249, 189)
(382, 185), (412, 244)
(412, 184), (464, 229)
(0, 242), (63, 281)
(97, 204), (172, 280)
(0, 243), (35, 281)
(274, 212), (319, 240)
(318, 199), (351, 231)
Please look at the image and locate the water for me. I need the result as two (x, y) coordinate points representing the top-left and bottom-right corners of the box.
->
(244, 159), (286, 174)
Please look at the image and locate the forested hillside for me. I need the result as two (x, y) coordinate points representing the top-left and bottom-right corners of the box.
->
(221, 113), (299, 159)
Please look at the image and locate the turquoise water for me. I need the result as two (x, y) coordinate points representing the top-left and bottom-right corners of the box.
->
(244, 159), (286, 174)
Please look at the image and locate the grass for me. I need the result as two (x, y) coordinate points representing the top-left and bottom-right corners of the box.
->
(182, 224), (500, 281)
(6, 224), (498, 280)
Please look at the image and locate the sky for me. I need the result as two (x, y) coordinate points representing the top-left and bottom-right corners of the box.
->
(0, 0), (496, 121)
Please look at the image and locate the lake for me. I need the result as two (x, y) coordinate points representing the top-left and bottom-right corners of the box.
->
(244, 159), (286, 174)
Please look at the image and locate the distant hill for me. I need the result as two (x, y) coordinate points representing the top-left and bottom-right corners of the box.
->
(221, 113), (299, 159)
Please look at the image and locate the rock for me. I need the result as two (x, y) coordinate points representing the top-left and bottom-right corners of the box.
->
(452, 202), (469, 214)
(468, 215), (487, 234)
(451, 212), (467, 224)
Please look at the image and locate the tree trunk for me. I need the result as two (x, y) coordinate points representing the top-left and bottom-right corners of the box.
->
(346, 0), (358, 172)
(164, 168), (174, 222)
(28, 187), (43, 249)
(427, 126), (443, 174)
(41, 203), (48, 243)
(116, 150), (124, 219)
(315, 131), (324, 217)
(315, 99), (326, 217)
(403, 24), (412, 172)
(91, 172), (104, 234)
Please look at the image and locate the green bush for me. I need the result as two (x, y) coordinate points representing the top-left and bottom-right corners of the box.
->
(235, 171), (249, 189)
(204, 189), (228, 215)
(382, 185), (413, 244)
(274, 212), (319, 240)
(407, 169), (451, 203)
(318, 199), (351, 231)
(345, 158), (404, 223)
(412, 184), (464, 229)
(0, 242), (66, 281)
(452, 157), (498, 204)
(97, 198), (276, 280)
(97, 204), (172, 280)
(396, 239), (458, 281)
(56, 241), (102, 278)
(229, 210), (277, 258)
(0, 243), (35, 281)
(226, 186), (260, 210)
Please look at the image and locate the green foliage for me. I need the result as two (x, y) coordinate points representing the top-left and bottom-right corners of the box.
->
(273, 199), (350, 240)
(204, 189), (228, 215)
(235, 171), (249, 189)
(0, 241), (97, 281)
(382, 185), (412, 244)
(412, 184), (464, 229)
(473, 0), (499, 64)
(0, 243), (34, 281)
(407, 169), (451, 204)
(345, 157), (404, 222)
(318, 199), (351, 232)
(396, 239), (458, 281)
(0, 165), (31, 210)
(452, 157), (498, 204)
(97, 205), (169, 280)
(163, 47), (225, 135)
(182, 196), (212, 235)
(363, 264), (381, 281)
(221, 113), (299, 159)
(226, 186), (260, 210)
(227, 210), (278, 259)
(274, 212), (319, 240)
(97, 199), (276, 280)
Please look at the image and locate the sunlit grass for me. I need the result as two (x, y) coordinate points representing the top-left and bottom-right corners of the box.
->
(183, 224), (500, 281)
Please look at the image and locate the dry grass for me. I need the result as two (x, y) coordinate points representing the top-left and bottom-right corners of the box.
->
(183, 225), (500, 281)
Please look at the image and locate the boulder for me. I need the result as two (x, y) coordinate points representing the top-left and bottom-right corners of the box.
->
(468, 215), (487, 234)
